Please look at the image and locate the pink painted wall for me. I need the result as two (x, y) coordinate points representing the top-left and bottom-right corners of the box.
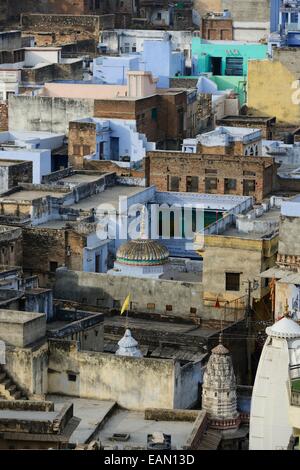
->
(42, 83), (128, 99)
(41, 72), (159, 100)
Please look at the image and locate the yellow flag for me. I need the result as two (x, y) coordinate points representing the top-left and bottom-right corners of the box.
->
(121, 294), (131, 315)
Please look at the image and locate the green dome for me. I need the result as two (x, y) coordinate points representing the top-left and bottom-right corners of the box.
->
(116, 239), (169, 266)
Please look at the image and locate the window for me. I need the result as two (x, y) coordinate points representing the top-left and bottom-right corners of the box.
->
(68, 373), (77, 382)
(73, 144), (81, 154)
(49, 261), (58, 273)
(190, 307), (197, 314)
(95, 0), (100, 8)
(132, 43), (136, 53)
(243, 179), (256, 195)
(243, 170), (256, 177)
(166, 305), (173, 311)
(291, 12), (298, 23)
(168, 176), (180, 192)
(157, 12), (162, 20)
(186, 176), (198, 192)
(147, 303), (155, 310)
(205, 168), (217, 174)
(82, 145), (90, 155)
(225, 272), (240, 292)
(151, 108), (158, 121)
(224, 178), (237, 193)
(205, 177), (217, 192)
(124, 42), (130, 53)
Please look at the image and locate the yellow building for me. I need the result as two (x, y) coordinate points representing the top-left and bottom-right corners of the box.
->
(248, 48), (300, 126)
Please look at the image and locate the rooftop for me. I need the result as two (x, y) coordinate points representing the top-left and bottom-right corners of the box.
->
(57, 174), (103, 185)
(68, 185), (146, 212)
(198, 126), (262, 147)
(217, 115), (276, 124)
(219, 207), (281, 240)
(47, 395), (115, 445)
(0, 309), (45, 324)
(0, 189), (66, 202)
(95, 408), (197, 449)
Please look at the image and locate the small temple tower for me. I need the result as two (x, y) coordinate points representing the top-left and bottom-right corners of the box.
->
(202, 338), (240, 430)
(115, 329), (143, 357)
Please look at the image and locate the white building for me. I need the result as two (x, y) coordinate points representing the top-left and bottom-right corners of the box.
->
(0, 69), (20, 101)
(0, 47), (82, 99)
(100, 30), (193, 69)
(249, 316), (300, 450)
(0, 131), (65, 183)
(74, 117), (156, 169)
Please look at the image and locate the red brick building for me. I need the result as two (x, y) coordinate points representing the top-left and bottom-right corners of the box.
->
(201, 13), (233, 41)
(145, 150), (278, 202)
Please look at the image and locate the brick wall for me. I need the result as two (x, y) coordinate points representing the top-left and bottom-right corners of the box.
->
(7, 161), (33, 188)
(201, 18), (233, 40)
(22, 227), (86, 288)
(68, 121), (97, 169)
(0, 102), (8, 131)
(21, 13), (110, 52)
(146, 151), (277, 202)
(94, 96), (161, 143)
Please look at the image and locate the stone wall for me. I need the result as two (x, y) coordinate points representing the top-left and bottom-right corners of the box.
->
(22, 227), (87, 288)
(0, 102), (8, 132)
(54, 269), (203, 320)
(8, 95), (94, 134)
(4, 342), (48, 397)
(21, 61), (83, 85)
(21, 13), (114, 52)
(170, 78), (198, 88)
(0, 161), (32, 192)
(48, 339), (179, 410)
(0, 227), (23, 267)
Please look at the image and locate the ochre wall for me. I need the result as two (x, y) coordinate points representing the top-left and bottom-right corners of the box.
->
(248, 59), (300, 126)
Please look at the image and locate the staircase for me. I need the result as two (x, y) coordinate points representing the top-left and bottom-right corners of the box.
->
(0, 365), (28, 400)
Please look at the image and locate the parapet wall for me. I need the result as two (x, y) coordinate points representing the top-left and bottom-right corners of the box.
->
(54, 269), (203, 320)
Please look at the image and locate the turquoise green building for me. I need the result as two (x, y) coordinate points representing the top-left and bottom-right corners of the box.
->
(191, 39), (268, 77)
